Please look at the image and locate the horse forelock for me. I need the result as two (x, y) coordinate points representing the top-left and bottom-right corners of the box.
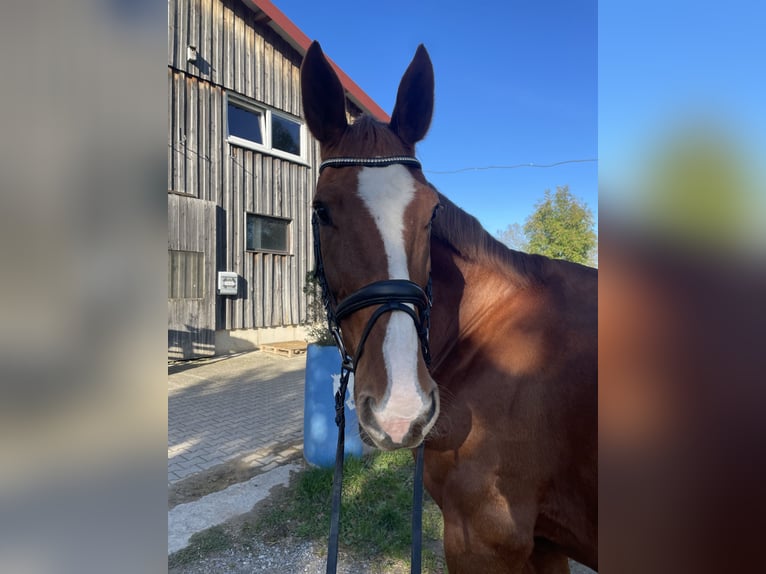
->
(324, 115), (414, 158)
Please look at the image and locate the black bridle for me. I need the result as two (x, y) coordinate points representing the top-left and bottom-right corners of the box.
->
(312, 156), (433, 574)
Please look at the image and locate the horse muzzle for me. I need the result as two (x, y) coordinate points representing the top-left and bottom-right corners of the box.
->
(357, 387), (439, 450)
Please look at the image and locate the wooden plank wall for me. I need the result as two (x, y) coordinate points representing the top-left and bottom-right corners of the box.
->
(168, 194), (217, 358)
(168, 0), (303, 112)
(168, 0), (321, 331)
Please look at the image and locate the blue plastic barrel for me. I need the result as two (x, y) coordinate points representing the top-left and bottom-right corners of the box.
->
(303, 344), (364, 468)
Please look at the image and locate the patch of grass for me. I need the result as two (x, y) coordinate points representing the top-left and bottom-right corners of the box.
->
(168, 525), (233, 569)
(243, 450), (445, 571)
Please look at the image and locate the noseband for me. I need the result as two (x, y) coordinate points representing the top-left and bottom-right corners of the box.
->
(312, 156), (432, 574)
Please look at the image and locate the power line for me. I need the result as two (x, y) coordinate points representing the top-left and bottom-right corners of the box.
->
(424, 158), (597, 175)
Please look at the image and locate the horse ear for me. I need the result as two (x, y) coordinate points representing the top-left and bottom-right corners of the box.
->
(390, 44), (434, 146)
(301, 41), (348, 146)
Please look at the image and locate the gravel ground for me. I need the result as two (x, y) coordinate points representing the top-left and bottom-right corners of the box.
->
(169, 538), (404, 574)
(169, 539), (329, 574)
(169, 539), (594, 573)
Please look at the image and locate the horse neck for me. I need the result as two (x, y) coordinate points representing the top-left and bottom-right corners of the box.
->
(427, 236), (534, 369)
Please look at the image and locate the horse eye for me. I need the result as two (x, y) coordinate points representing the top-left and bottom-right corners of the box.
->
(313, 204), (332, 226)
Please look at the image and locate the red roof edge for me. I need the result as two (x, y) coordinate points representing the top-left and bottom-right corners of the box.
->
(242, 0), (390, 123)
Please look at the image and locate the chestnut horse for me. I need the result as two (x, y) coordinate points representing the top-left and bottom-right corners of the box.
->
(301, 41), (597, 573)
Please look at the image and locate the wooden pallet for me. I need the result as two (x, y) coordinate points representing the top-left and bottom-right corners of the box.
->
(259, 340), (308, 358)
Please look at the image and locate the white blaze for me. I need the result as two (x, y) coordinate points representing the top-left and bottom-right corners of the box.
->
(357, 166), (426, 437)
(357, 165), (413, 279)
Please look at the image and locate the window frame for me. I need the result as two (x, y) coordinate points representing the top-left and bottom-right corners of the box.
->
(245, 212), (292, 255)
(226, 93), (307, 164)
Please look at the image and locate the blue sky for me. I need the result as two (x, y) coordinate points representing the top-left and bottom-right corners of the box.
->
(599, 1), (766, 203)
(276, 0), (597, 236)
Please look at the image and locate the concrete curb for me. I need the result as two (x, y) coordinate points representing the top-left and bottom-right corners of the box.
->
(168, 462), (302, 555)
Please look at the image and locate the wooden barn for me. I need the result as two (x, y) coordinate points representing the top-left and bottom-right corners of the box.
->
(168, 0), (388, 359)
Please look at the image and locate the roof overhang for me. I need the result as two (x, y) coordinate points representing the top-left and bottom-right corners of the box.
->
(241, 0), (390, 123)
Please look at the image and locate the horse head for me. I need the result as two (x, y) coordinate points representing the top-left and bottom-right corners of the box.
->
(301, 41), (440, 450)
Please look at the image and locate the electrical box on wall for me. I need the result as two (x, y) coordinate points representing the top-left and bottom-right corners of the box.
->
(217, 271), (238, 296)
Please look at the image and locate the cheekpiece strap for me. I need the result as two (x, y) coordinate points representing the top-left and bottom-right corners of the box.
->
(319, 156), (421, 174)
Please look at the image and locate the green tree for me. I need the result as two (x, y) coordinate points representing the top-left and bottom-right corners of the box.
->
(523, 185), (597, 265)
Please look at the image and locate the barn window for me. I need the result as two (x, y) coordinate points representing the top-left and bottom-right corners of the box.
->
(168, 250), (205, 299)
(246, 214), (291, 253)
(226, 94), (305, 162)
(227, 101), (264, 144)
(271, 113), (301, 155)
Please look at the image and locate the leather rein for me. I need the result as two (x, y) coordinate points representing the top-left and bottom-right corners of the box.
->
(312, 156), (433, 574)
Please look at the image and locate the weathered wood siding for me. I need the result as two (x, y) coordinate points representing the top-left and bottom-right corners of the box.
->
(168, 0), (321, 332)
(168, 0), (304, 112)
(168, 194), (218, 358)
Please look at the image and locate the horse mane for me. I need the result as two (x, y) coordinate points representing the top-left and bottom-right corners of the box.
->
(431, 188), (548, 284)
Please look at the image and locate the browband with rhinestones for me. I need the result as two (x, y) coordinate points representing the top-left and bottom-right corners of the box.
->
(319, 156), (421, 174)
